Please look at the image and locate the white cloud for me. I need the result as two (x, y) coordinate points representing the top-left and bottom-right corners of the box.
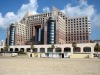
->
(43, 6), (50, 13)
(62, 0), (94, 18)
(0, 0), (38, 29)
(79, 0), (87, 5)
(61, 0), (100, 28)
(92, 14), (100, 27)
(0, 13), (3, 26)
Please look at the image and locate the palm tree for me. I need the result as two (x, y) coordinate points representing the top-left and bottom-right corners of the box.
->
(3, 45), (9, 56)
(94, 42), (100, 54)
(51, 44), (55, 51)
(30, 44), (35, 53)
(4, 45), (9, 53)
(51, 44), (55, 58)
(72, 42), (77, 53)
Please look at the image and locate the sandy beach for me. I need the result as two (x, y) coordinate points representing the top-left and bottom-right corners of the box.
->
(0, 57), (100, 75)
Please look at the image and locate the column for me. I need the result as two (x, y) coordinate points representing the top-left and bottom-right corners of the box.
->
(13, 48), (15, 52)
(8, 48), (10, 52)
(61, 48), (64, 53)
(37, 48), (40, 58)
(71, 47), (73, 54)
(81, 47), (83, 53)
(37, 48), (40, 53)
(91, 47), (94, 53)
(53, 48), (55, 53)
(19, 48), (20, 51)
(24, 48), (27, 52)
(45, 48), (47, 53)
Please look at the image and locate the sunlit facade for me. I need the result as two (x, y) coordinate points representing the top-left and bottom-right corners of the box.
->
(6, 7), (91, 45)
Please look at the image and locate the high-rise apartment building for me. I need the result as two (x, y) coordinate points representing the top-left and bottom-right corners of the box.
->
(6, 7), (91, 45)
(7, 23), (26, 45)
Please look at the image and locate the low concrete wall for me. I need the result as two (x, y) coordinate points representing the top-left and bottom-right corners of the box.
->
(64, 53), (70, 58)
(70, 54), (90, 58)
(0, 53), (18, 57)
(28, 53), (94, 58)
(89, 54), (94, 58)
(11, 53), (18, 57)
(28, 53), (40, 58)
(33, 53), (40, 58)
(1, 53), (12, 56)
(40, 53), (46, 58)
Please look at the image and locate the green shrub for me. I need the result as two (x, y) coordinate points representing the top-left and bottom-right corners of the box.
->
(18, 51), (26, 55)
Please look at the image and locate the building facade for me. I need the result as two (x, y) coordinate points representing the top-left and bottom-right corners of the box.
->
(6, 7), (91, 45)
(7, 23), (26, 45)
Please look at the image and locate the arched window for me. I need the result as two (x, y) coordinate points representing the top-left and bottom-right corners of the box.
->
(15, 48), (19, 52)
(55, 48), (62, 53)
(26, 48), (30, 52)
(33, 48), (38, 53)
(83, 47), (91, 52)
(40, 48), (45, 53)
(64, 47), (71, 52)
(20, 48), (24, 52)
(10, 48), (13, 52)
(73, 47), (81, 52)
(47, 48), (53, 53)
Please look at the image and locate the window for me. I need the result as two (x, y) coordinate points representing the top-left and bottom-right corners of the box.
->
(83, 36), (85, 40)
(86, 36), (88, 40)
(77, 36), (79, 40)
(80, 36), (82, 40)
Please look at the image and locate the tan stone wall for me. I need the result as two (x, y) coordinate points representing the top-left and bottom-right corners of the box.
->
(15, 34), (25, 45)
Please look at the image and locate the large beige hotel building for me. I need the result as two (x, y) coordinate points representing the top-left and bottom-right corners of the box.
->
(6, 7), (91, 46)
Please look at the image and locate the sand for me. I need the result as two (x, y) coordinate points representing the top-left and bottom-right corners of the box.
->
(0, 57), (100, 75)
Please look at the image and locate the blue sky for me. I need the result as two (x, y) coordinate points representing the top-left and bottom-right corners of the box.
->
(0, 0), (100, 41)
